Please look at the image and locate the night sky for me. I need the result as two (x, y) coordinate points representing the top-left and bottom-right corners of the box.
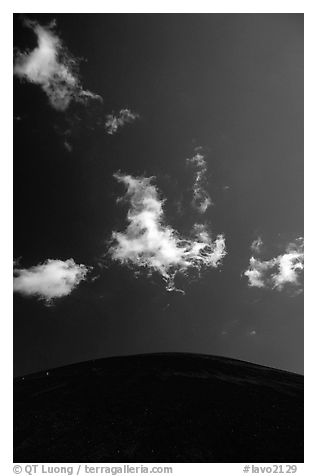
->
(13, 13), (303, 376)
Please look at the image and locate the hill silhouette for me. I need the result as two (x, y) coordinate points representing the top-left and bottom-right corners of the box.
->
(14, 352), (303, 462)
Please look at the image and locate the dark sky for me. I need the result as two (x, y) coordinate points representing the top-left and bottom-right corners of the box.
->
(13, 14), (303, 376)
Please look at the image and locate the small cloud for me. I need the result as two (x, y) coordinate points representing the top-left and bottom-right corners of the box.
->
(187, 152), (212, 214)
(105, 108), (139, 135)
(248, 330), (257, 336)
(251, 236), (263, 254)
(13, 258), (89, 304)
(63, 140), (73, 152)
(244, 237), (304, 292)
(108, 173), (226, 292)
(14, 18), (102, 111)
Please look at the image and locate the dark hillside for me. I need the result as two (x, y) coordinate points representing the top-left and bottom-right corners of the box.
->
(14, 353), (304, 462)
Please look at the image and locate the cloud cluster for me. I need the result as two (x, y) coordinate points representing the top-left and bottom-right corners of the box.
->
(187, 152), (212, 214)
(108, 173), (226, 291)
(244, 237), (304, 292)
(13, 258), (89, 304)
(14, 18), (101, 111)
(105, 109), (139, 135)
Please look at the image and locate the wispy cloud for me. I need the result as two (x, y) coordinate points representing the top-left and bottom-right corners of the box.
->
(244, 237), (304, 292)
(14, 18), (102, 111)
(105, 109), (139, 135)
(108, 173), (226, 292)
(187, 152), (212, 214)
(13, 258), (89, 304)
(251, 236), (264, 254)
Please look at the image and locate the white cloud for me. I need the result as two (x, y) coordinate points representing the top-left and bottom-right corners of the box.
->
(14, 18), (101, 111)
(244, 237), (304, 292)
(251, 236), (263, 254)
(244, 257), (273, 288)
(13, 258), (89, 304)
(105, 109), (139, 135)
(187, 152), (212, 214)
(108, 173), (226, 292)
